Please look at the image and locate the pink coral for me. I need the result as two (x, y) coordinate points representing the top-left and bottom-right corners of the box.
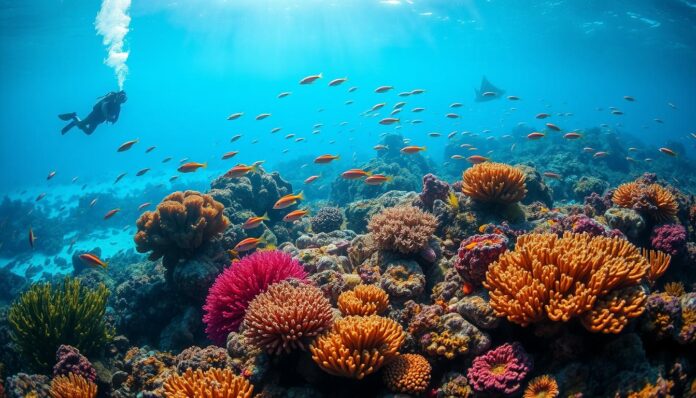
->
(467, 342), (532, 395)
(650, 223), (687, 256)
(454, 234), (508, 286)
(52, 345), (97, 382)
(202, 250), (308, 345)
(367, 205), (437, 254)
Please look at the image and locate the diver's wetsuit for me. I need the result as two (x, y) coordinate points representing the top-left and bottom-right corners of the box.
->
(60, 91), (126, 135)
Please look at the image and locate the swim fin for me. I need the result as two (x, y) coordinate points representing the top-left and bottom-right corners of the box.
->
(61, 121), (76, 135)
(58, 112), (76, 121)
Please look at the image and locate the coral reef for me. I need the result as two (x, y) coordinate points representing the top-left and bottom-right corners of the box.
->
(337, 284), (389, 316)
(418, 173), (451, 211)
(573, 176), (609, 200)
(163, 368), (253, 398)
(4, 373), (50, 398)
(382, 353), (431, 395)
(309, 207), (344, 233)
(467, 342), (532, 395)
(462, 162), (527, 204)
(49, 373), (97, 398)
(175, 345), (231, 373)
(52, 345), (96, 383)
(454, 233), (508, 286)
(604, 207), (646, 239)
(650, 223), (687, 256)
(367, 205), (437, 254)
(612, 181), (678, 223)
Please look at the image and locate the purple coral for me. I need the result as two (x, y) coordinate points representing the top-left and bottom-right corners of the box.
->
(419, 173), (450, 210)
(52, 345), (97, 382)
(650, 224), (687, 256)
(552, 214), (608, 237)
(454, 234), (508, 286)
(467, 342), (533, 395)
(583, 192), (612, 216)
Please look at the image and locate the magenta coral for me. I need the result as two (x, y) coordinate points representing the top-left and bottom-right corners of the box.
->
(202, 250), (308, 345)
(454, 234), (508, 286)
(467, 342), (532, 395)
(52, 345), (97, 382)
(650, 223), (687, 256)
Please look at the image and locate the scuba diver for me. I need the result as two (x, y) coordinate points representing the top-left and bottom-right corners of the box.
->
(59, 90), (127, 135)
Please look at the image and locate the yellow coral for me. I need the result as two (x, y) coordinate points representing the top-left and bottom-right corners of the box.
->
(163, 368), (253, 398)
(523, 375), (559, 398)
(310, 315), (405, 379)
(425, 331), (469, 359)
(612, 182), (678, 222)
(484, 232), (649, 333)
(663, 282), (685, 297)
(382, 354), (431, 395)
(462, 162), (527, 204)
(338, 285), (389, 316)
(50, 373), (97, 398)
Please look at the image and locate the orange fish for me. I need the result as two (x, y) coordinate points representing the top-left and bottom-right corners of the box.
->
(47, 171), (56, 180)
(563, 132), (582, 139)
(224, 164), (259, 178)
(659, 147), (677, 157)
(341, 169), (372, 179)
(222, 151), (239, 160)
(527, 132), (545, 140)
(233, 236), (267, 252)
(467, 155), (489, 164)
(461, 281), (474, 295)
(299, 73), (322, 84)
(178, 162), (207, 173)
(28, 227), (36, 249)
(543, 172), (562, 179)
(314, 154), (340, 164)
(283, 209), (309, 222)
(104, 208), (120, 220)
(364, 174), (392, 185)
(304, 175), (320, 184)
(401, 146), (426, 154)
(545, 123), (561, 131)
(138, 202), (151, 211)
(243, 213), (270, 229)
(117, 139), (138, 152)
(273, 191), (305, 209)
(379, 117), (400, 125)
(536, 113), (550, 119)
(79, 253), (108, 268)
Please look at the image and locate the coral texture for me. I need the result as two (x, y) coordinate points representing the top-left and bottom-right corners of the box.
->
(484, 232), (659, 333)
(49, 373), (97, 398)
(242, 281), (333, 354)
(467, 342), (532, 395)
(337, 284), (389, 316)
(203, 250), (308, 345)
(52, 345), (96, 383)
(367, 205), (437, 254)
(612, 182), (678, 222)
(462, 162), (527, 204)
(310, 315), (405, 379)
(650, 223), (687, 256)
(163, 368), (254, 398)
(523, 375), (559, 398)
(382, 353), (432, 395)
(419, 173), (450, 210)
(310, 207), (344, 233)
(134, 190), (229, 267)
(454, 234), (508, 286)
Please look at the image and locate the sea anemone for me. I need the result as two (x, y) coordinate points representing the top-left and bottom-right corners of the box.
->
(310, 315), (405, 379)
(462, 162), (527, 204)
(242, 281), (333, 354)
(612, 182), (678, 223)
(163, 368), (253, 398)
(367, 205), (437, 254)
(467, 342), (532, 395)
(382, 353), (432, 395)
(337, 284), (389, 316)
(49, 373), (98, 398)
(484, 232), (658, 333)
(523, 375), (559, 398)
(454, 234), (508, 286)
(203, 250), (308, 345)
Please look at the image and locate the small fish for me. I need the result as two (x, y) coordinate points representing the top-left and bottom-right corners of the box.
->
(285, 134), (296, 139)
(348, 86), (357, 92)
(29, 227), (36, 249)
(428, 132), (441, 138)
(612, 110), (624, 115)
(563, 132), (582, 139)
(450, 102), (463, 108)
(412, 107), (425, 113)
(71, 176), (79, 183)
(222, 151), (239, 160)
(231, 135), (242, 142)
(623, 95), (635, 102)
(233, 236), (267, 252)
(138, 202), (151, 211)
(299, 73), (322, 84)
(445, 113), (460, 119)
(593, 151), (609, 158)
(136, 168), (150, 176)
(283, 209), (309, 222)
(398, 91), (411, 97)
(668, 102), (677, 109)
(461, 281), (473, 295)
(178, 162), (207, 173)
(277, 92), (291, 98)
(162, 157), (172, 163)
(626, 156), (636, 162)
(79, 253), (108, 268)
(304, 175), (320, 184)
(379, 117), (400, 125)
(628, 147), (639, 152)
(295, 138), (305, 142)
(411, 119), (423, 124)
(256, 113), (271, 120)
(243, 213), (270, 229)
(341, 169), (371, 179)
(467, 155), (489, 164)
(364, 174), (392, 185)
(371, 103), (386, 112)
(654, 118), (664, 124)
(114, 173), (127, 184)
(543, 172), (562, 179)
(179, 157), (189, 164)
(447, 191), (459, 211)
(270, 127), (282, 134)
(169, 176), (179, 182)
(314, 154), (340, 164)
(224, 164), (259, 178)
(535, 113), (550, 119)
(394, 102), (406, 109)
(227, 112), (244, 120)
(401, 146), (426, 154)
(448, 131), (457, 139)
(482, 91), (497, 97)
(117, 139), (139, 152)
(375, 85), (394, 93)
(546, 123), (561, 131)
(527, 132), (545, 140)
(328, 77), (348, 86)
(391, 109), (402, 116)
(47, 171), (56, 180)
(373, 145), (388, 151)
(659, 147), (677, 157)
(104, 208), (120, 220)
(274, 191), (305, 209)
(507, 95), (520, 101)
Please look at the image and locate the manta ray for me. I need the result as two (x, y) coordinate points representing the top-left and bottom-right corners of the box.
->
(474, 76), (505, 102)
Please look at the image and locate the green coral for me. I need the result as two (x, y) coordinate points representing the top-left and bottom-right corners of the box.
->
(8, 277), (113, 371)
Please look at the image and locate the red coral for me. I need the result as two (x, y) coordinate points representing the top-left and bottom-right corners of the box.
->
(202, 250), (308, 345)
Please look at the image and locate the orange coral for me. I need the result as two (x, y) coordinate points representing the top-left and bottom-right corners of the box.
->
(338, 285), (389, 316)
(310, 315), (405, 379)
(135, 190), (229, 267)
(49, 373), (97, 398)
(462, 162), (527, 204)
(523, 375), (559, 398)
(642, 249), (671, 285)
(163, 368), (253, 398)
(382, 353), (431, 395)
(612, 182), (678, 222)
(484, 232), (650, 333)
(367, 206), (437, 254)
(242, 281), (333, 354)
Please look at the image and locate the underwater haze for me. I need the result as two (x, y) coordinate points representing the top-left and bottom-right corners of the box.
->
(1, 0), (696, 397)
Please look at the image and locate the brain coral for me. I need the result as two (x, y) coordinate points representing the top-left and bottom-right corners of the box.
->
(484, 232), (665, 333)
(310, 315), (405, 379)
(49, 373), (98, 398)
(612, 182), (678, 223)
(337, 284), (389, 316)
(462, 162), (527, 204)
(467, 342), (532, 395)
(367, 205), (437, 254)
(134, 190), (229, 267)
(163, 368), (253, 398)
(203, 250), (308, 345)
(382, 353), (432, 395)
(242, 281), (333, 354)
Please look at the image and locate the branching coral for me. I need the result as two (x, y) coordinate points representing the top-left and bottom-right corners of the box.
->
(203, 250), (308, 345)
(612, 182), (678, 223)
(367, 205), (437, 254)
(455, 234), (508, 286)
(467, 342), (532, 395)
(484, 232), (656, 333)
(642, 249), (671, 286)
(310, 315), (405, 379)
(337, 284), (389, 316)
(49, 373), (97, 398)
(135, 190), (229, 267)
(163, 368), (253, 398)
(382, 353), (431, 395)
(8, 278), (112, 371)
(242, 281), (333, 354)
(523, 375), (559, 398)
(462, 162), (527, 204)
